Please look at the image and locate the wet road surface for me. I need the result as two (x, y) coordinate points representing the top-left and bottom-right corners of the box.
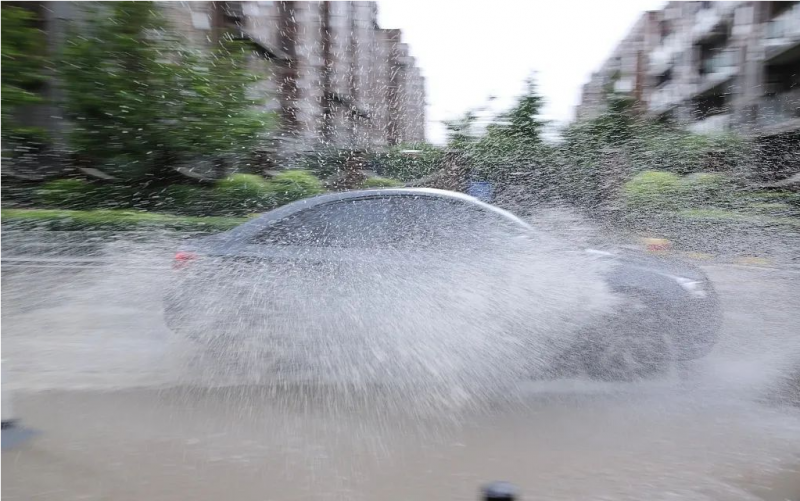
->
(2, 229), (800, 501)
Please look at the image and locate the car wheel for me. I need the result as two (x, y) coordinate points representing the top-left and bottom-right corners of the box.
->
(581, 289), (674, 381)
(582, 332), (669, 381)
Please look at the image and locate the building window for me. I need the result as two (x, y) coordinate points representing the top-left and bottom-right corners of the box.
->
(699, 42), (735, 76)
(191, 11), (211, 30)
(770, 1), (799, 20)
(656, 67), (673, 87)
(660, 20), (672, 42)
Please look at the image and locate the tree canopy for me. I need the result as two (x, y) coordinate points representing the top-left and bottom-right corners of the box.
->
(60, 2), (274, 182)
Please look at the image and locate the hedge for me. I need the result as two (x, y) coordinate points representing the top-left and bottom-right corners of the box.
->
(29, 170), (328, 217)
(213, 171), (324, 215)
(623, 171), (683, 212)
(361, 177), (404, 188)
(214, 173), (274, 215)
(267, 170), (324, 206)
(1, 208), (248, 231)
(624, 170), (743, 212)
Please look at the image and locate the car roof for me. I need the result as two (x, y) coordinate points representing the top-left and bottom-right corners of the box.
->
(264, 188), (533, 229)
(279, 187), (481, 205)
(213, 188), (533, 243)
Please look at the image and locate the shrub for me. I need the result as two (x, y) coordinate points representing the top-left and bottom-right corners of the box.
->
(678, 173), (735, 207)
(623, 171), (682, 212)
(216, 173), (272, 196)
(746, 191), (800, 210)
(213, 171), (323, 215)
(361, 177), (403, 188)
(214, 173), (274, 215)
(266, 170), (324, 206)
(36, 178), (99, 209)
(739, 191), (800, 218)
(151, 184), (215, 215)
(35, 178), (144, 210)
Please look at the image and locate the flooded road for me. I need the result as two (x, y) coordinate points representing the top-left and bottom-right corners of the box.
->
(2, 228), (800, 501)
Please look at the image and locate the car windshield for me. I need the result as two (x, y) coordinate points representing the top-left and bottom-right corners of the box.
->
(3, 2), (800, 501)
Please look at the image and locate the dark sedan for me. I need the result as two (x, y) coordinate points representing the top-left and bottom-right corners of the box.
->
(163, 188), (721, 380)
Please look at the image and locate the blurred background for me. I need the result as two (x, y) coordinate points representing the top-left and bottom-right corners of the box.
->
(2, 1), (799, 259)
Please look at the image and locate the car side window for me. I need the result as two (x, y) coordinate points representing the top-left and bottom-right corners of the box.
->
(249, 211), (332, 247)
(249, 198), (395, 248)
(248, 196), (527, 248)
(390, 197), (527, 246)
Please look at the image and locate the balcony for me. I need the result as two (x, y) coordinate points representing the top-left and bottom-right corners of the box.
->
(647, 34), (680, 76)
(687, 113), (731, 134)
(758, 88), (800, 134)
(693, 8), (722, 39)
(765, 3), (800, 60)
(648, 48), (673, 76)
(692, 3), (736, 44)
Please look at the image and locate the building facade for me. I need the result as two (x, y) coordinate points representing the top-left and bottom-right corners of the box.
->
(576, 1), (800, 140)
(575, 11), (661, 121)
(20, 1), (426, 165)
(161, 1), (427, 156)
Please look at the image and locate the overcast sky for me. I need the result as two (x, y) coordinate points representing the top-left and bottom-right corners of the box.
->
(378, 0), (666, 144)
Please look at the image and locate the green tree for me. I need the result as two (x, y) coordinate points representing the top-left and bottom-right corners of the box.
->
(168, 41), (273, 163)
(60, 2), (273, 183)
(444, 110), (477, 150)
(1, 6), (48, 150)
(501, 75), (547, 143)
(448, 76), (548, 154)
(463, 75), (552, 189)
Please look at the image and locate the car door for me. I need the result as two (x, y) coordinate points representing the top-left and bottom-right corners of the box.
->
(366, 196), (531, 331)
(224, 198), (398, 328)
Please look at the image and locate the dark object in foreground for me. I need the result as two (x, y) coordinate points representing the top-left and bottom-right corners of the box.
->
(482, 481), (518, 500)
(164, 188), (722, 381)
(2, 422), (39, 451)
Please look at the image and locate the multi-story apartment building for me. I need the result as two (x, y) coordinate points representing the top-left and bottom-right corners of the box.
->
(15, 1), (426, 165)
(577, 1), (800, 142)
(576, 11), (661, 121)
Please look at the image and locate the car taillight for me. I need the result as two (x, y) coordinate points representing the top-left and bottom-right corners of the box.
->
(173, 251), (199, 270)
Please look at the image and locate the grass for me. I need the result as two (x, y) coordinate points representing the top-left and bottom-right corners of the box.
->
(1, 208), (250, 231)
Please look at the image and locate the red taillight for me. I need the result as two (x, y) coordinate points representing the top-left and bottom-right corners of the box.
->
(173, 251), (198, 270)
